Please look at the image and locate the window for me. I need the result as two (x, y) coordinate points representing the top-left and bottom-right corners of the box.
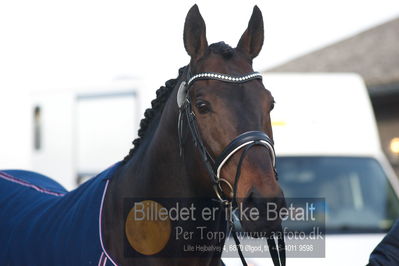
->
(277, 156), (399, 233)
(33, 106), (42, 151)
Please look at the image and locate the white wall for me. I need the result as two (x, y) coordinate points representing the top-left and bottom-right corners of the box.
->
(0, 90), (31, 169)
(75, 93), (138, 179)
(31, 91), (75, 189)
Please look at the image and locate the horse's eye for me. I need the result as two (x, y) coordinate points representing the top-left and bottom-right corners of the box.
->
(195, 100), (211, 114)
(270, 100), (275, 111)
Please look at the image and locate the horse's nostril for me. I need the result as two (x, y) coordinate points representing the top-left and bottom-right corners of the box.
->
(245, 191), (255, 205)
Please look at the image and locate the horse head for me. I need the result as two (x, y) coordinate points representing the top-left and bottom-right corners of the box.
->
(180, 5), (286, 236)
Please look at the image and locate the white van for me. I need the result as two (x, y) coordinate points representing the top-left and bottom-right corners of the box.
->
(223, 73), (399, 266)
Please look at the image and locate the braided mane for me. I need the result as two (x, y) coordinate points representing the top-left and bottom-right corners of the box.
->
(122, 66), (186, 163)
(122, 42), (234, 163)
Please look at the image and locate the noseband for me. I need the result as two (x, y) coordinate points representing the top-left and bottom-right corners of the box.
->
(177, 69), (285, 266)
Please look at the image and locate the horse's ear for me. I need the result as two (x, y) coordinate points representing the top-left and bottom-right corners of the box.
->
(236, 6), (264, 59)
(183, 5), (208, 60)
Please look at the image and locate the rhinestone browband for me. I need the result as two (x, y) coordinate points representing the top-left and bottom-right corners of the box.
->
(187, 72), (262, 87)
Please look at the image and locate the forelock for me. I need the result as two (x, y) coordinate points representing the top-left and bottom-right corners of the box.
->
(208, 42), (235, 59)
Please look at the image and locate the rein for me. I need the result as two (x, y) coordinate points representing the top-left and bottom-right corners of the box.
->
(177, 69), (286, 266)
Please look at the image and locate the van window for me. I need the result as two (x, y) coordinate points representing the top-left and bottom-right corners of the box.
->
(277, 156), (399, 233)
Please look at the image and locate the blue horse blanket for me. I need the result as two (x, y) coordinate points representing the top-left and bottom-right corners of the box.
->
(0, 163), (121, 266)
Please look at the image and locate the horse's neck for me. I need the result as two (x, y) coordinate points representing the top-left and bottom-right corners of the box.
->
(119, 94), (187, 196)
(102, 84), (226, 265)
(114, 78), (212, 197)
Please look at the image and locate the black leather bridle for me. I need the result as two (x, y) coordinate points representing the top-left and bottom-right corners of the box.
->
(177, 68), (286, 266)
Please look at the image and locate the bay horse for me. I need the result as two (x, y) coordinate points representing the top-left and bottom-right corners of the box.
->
(0, 5), (286, 266)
